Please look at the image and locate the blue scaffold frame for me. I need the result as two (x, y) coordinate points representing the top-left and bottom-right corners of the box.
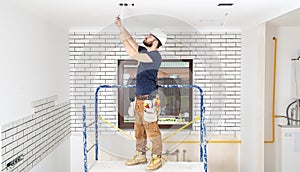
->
(82, 84), (207, 172)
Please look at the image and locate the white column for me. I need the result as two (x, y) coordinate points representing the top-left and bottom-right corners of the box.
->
(240, 24), (265, 172)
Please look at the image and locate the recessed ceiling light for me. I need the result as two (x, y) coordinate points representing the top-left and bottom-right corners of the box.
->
(119, 3), (134, 6)
(217, 3), (234, 6)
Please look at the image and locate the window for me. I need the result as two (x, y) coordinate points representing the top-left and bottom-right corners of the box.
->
(118, 59), (193, 129)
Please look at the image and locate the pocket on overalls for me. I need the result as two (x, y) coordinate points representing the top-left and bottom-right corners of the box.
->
(143, 95), (161, 122)
(127, 97), (136, 117)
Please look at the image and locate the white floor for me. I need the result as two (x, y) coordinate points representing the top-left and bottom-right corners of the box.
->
(89, 161), (205, 172)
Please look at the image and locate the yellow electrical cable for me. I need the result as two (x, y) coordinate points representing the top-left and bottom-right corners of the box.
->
(98, 114), (201, 142)
(161, 156), (168, 162)
(98, 115), (136, 140)
(162, 116), (201, 142)
(163, 140), (201, 144)
(98, 114), (241, 145)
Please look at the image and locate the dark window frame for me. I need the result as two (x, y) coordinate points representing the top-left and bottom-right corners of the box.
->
(118, 59), (193, 129)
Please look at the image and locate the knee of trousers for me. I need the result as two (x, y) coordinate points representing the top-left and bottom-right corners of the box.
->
(144, 122), (161, 138)
(134, 124), (147, 139)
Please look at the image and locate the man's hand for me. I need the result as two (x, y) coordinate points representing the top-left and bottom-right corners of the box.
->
(114, 16), (122, 28)
(115, 16), (139, 58)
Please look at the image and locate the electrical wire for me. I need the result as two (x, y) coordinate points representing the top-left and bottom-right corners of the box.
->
(286, 100), (296, 125)
(293, 61), (299, 98)
(222, 11), (231, 28)
(118, 4), (125, 19)
(293, 61), (300, 123)
(276, 115), (300, 122)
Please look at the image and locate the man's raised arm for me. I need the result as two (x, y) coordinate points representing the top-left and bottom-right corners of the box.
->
(114, 16), (152, 63)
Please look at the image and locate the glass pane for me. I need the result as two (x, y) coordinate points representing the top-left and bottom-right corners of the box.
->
(119, 60), (192, 126)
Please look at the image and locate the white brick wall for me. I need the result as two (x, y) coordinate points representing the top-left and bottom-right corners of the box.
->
(69, 31), (241, 136)
(1, 96), (70, 172)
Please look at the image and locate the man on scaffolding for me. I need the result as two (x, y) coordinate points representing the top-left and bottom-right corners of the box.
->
(114, 16), (167, 170)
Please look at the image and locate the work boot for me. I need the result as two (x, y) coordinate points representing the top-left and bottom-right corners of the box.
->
(125, 151), (147, 166)
(145, 154), (162, 170)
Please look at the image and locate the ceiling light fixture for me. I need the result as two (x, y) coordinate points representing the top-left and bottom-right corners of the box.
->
(119, 3), (134, 7)
(217, 3), (234, 6)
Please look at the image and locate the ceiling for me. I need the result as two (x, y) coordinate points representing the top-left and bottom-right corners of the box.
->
(268, 7), (300, 26)
(6, 0), (300, 30)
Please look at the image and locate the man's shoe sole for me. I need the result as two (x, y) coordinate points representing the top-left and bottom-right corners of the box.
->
(145, 163), (162, 171)
(125, 160), (148, 166)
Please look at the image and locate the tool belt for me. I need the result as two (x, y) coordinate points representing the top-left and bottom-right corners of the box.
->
(136, 94), (156, 100)
(142, 94), (161, 122)
(128, 94), (161, 122)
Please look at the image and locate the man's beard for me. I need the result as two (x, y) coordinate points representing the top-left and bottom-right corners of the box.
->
(143, 40), (153, 47)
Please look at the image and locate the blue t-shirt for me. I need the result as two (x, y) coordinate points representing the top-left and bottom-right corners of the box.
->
(136, 46), (162, 96)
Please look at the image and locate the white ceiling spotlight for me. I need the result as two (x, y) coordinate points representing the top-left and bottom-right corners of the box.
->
(217, 2), (234, 27)
(119, 3), (135, 7)
(118, 2), (135, 19)
(217, 3), (234, 7)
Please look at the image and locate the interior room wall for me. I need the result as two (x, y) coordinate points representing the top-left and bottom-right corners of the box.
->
(0, 1), (69, 125)
(30, 137), (71, 172)
(264, 22), (278, 172)
(275, 26), (300, 116)
(0, 1), (70, 171)
(1, 96), (70, 172)
(264, 25), (300, 172)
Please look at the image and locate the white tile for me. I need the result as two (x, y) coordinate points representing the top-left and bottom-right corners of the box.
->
(1, 147), (6, 155)
(2, 151), (13, 162)
(17, 136), (27, 145)
(13, 144), (24, 155)
(34, 105), (43, 113)
(99, 35), (116, 39)
(34, 116), (43, 124)
(26, 131), (35, 141)
(26, 142), (36, 153)
(17, 123), (27, 132)
(25, 160), (33, 171)
(70, 35), (85, 39)
(31, 99), (42, 108)
(16, 161), (27, 172)
(75, 39), (90, 43)
(175, 34), (192, 39)
(2, 136), (13, 147)
(1, 132), (5, 139)
(5, 128), (17, 138)
(2, 122), (14, 132)
(23, 126), (33, 136)
(205, 34), (221, 39)
(14, 118), (24, 126)
(221, 42), (236, 47)
(13, 131), (24, 141)
(5, 141), (18, 153)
